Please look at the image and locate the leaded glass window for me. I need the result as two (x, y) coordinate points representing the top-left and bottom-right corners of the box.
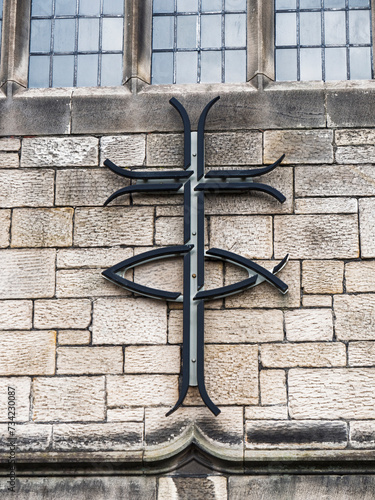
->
(28, 0), (124, 88)
(275, 0), (373, 81)
(0, 0), (3, 56)
(151, 0), (247, 84)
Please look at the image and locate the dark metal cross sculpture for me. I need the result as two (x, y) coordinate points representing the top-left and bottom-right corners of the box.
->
(102, 97), (289, 417)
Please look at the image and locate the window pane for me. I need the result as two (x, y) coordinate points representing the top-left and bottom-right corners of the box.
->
(176, 52), (198, 83)
(52, 55), (74, 87)
(324, 0), (345, 7)
(153, 16), (174, 49)
(349, 10), (371, 44)
(102, 18), (124, 51)
(80, 0), (101, 16)
(226, 0), (247, 10)
(54, 19), (76, 53)
(101, 54), (123, 86)
(225, 50), (246, 82)
(276, 0), (297, 8)
(201, 15), (222, 48)
(300, 0), (320, 8)
(225, 13), (246, 47)
(201, 51), (222, 82)
(153, 0), (175, 13)
(350, 47), (372, 79)
(275, 13), (297, 46)
(349, 0), (369, 6)
(103, 0), (125, 15)
(300, 12), (321, 45)
(30, 20), (51, 53)
(177, 15), (197, 48)
(275, 48), (298, 80)
(177, 0), (198, 11)
(202, 0), (222, 11)
(325, 47), (347, 80)
(32, 0), (53, 16)
(78, 19), (100, 52)
(29, 56), (50, 88)
(325, 11), (346, 45)
(152, 52), (174, 83)
(55, 0), (76, 16)
(300, 48), (322, 80)
(77, 54), (98, 86)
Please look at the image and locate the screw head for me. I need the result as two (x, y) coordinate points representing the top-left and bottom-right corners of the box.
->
(192, 274), (196, 278)
(192, 359), (196, 363)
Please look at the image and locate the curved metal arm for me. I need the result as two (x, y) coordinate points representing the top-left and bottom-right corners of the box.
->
(197, 96), (220, 179)
(104, 183), (183, 206)
(205, 154), (285, 178)
(195, 182), (286, 204)
(170, 97), (192, 169)
(104, 159), (193, 180)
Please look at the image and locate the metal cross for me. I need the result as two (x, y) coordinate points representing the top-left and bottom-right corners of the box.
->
(102, 97), (289, 416)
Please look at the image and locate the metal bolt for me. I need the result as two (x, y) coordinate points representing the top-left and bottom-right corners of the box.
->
(192, 232), (196, 236)
(192, 359), (196, 363)
(192, 274), (196, 278)
(193, 153), (196, 157)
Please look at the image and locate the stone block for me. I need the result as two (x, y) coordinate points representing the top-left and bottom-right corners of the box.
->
(205, 168), (293, 215)
(327, 88), (375, 128)
(245, 406), (288, 420)
(295, 165), (375, 197)
(285, 309), (333, 341)
(56, 169), (129, 207)
(93, 297), (167, 344)
(0, 331), (55, 375)
(0, 153), (18, 168)
(260, 370), (287, 405)
(350, 421), (375, 449)
(146, 134), (184, 167)
(57, 247), (133, 269)
(0, 300), (32, 330)
(155, 216), (208, 246)
(0, 424), (52, 452)
(100, 135), (146, 166)
(264, 130), (333, 164)
(336, 128), (375, 145)
(274, 215), (359, 259)
(0, 378), (31, 422)
(0, 249), (55, 299)
(289, 368), (375, 419)
(125, 346), (180, 374)
(359, 199), (375, 257)
(145, 406), (243, 457)
(107, 408), (144, 422)
(0, 169), (54, 208)
(57, 347), (123, 374)
(107, 375), (178, 406)
(261, 342), (346, 368)
(56, 269), (130, 298)
(53, 422), (143, 451)
(169, 309), (283, 344)
(33, 376), (105, 422)
(0, 210), (10, 247)
(21, 137), (98, 167)
(0, 138), (21, 151)
(302, 260), (344, 294)
(335, 294), (375, 341)
(295, 197), (358, 214)
(205, 131), (262, 165)
(346, 261), (375, 292)
(246, 420), (348, 449)
(336, 145), (375, 164)
(210, 216), (273, 259)
(302, 295), (332, 307)
(349, 342), (375, 367)
(205, 345), (258, 405)
(58, 330), (91, 345)
(158, 477), (227, 500)
(74, 207), (154, 246)
(229, 474), (375, 500)
(34, 299), (92, 329)
(0, 477), (156, 500)
(11, 208), (73, 248)
(134, 257), (183, 293)
(225, 260), (300, 309)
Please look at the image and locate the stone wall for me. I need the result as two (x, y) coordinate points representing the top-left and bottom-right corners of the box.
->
(1, 106), (375, 497)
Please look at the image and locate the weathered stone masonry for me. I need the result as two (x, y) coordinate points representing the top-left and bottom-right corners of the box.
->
(2, 90), (375, 497)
